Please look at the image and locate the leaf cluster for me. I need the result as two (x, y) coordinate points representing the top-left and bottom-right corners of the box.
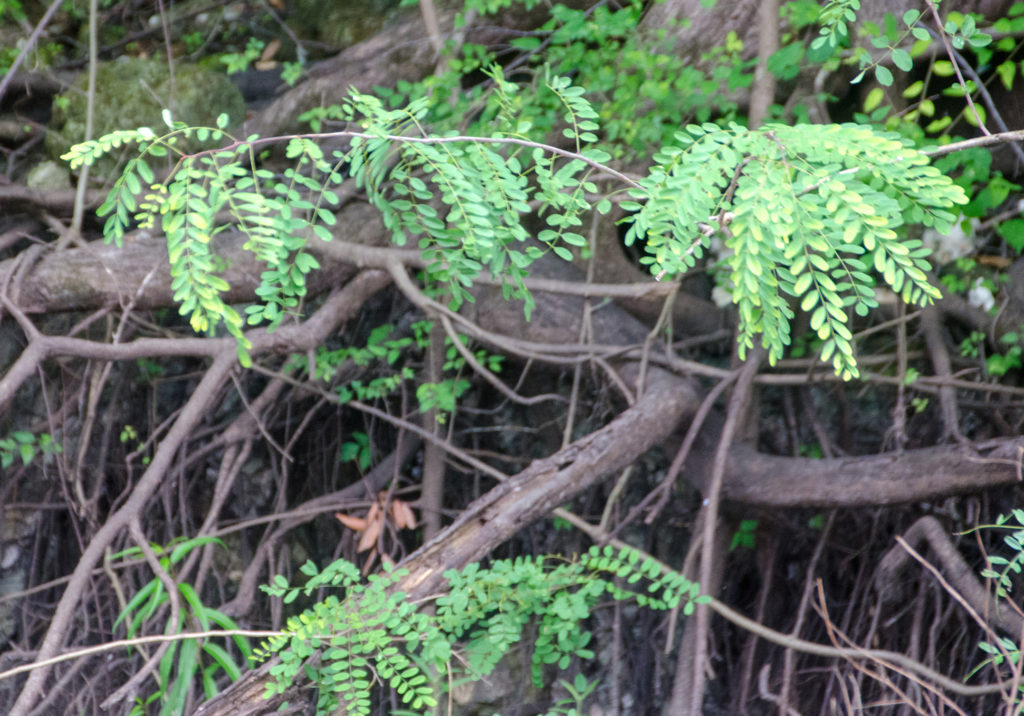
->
(380, 1), (745, 160)
(64, 69), (604, 365)
(623, 121), (967, 378)
(254, 545), (701, 715)
(298, 320), (498, 419)
(344, 73), (602, 318)
(0, 430), (61, 468)
(811, 0), (861, 54)
(978, 509), (1024, 600)
(971, 509), (1024, 690)
(63, 112), (336, 366)
(63, 29), (971, 382)
(110, 537), (252, 714)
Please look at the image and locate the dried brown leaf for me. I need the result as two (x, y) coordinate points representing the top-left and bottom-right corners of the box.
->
(260, 39), (281, 62)
(357, 515), (382, 552)
(334, 512), (367, 531)
(391, 499), (418, 529)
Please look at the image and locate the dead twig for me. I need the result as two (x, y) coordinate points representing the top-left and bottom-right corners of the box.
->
(678, 348), (764, 716)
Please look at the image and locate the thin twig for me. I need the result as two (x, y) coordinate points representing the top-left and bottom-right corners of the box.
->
(815, 579), (967, 715)
(0, 0), (64, 105)
(0, 629), (280, 683)
(438, 314), (565, 405)
(555, 510), (1011, 697)
(922, 0), (990, 136)
(99, 517), (184, 709)
(688, 348), (764, 715)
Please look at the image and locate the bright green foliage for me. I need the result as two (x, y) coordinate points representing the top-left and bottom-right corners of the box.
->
(344, 69), (602, 317)
(220, 38), (266, 74)
(812, 3), (993, 94)
(972, 509), (1024, 695)
(64, 79), (967, 380)
(997, 218), (1024, 252)
(849, 9), (925, 87)
(622, 122), (967, 379)
(298, 320), (499, 419)
(550, 672), (600, 715)
(0, 430), (61, 468)
(62, 72), (602, 362)
(940, 11), (994, 52)
(985, 332), (1023, 377)
(110, 537), (252, 715)
(255, 560), (432, 715)
(414, 379), (470, 419)
(811, 0), (861, 54)
(978, 509), (1024, 599)
(254, 545), (701, 715)
(61, 0), (974, 383)
(836, 5), (1012, 136)
(116, 123), (325, 356)
(62, 114), (268, 365)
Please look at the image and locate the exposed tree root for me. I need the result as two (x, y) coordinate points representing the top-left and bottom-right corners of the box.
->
(6, 271), (391, 716)
(877, 515), (1024, 636)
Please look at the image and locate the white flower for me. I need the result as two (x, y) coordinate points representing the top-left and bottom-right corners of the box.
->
(968, 278), (995, 312)
(921, 216), (975, 265)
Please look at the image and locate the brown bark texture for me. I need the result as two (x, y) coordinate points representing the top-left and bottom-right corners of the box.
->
(4, 1), (1024, 715)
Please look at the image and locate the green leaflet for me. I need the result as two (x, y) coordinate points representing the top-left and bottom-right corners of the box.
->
(66, 74), (965, 380)
(254, 546), (697, 715)
(623, 122), (966, 379)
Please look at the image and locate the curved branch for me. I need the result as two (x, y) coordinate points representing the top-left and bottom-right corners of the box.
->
(0, 228), (359, 316)
(197, 363), (699, 715)
(0, 185), (107, 215)
(711, 439), (1024, 507)
(557, 512), (1009, 699)
(878, 516), (1023, 636)
(8, 350), (237, 716)
(8, 271), (391, 716)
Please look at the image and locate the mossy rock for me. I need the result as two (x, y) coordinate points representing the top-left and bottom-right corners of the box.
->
(291, 0), (402, 48)
(46, 58), (245, 181)
(26, 160), (71, 190)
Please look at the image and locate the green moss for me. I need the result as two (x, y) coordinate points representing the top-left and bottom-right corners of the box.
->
(47, 58), (246, 180)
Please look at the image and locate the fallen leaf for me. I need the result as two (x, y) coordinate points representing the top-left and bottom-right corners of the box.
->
(357, 516), (382, 552)
(261, 39), (281, 62)
(335, 512), (367, 531)
(391, 499), (418, 529)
